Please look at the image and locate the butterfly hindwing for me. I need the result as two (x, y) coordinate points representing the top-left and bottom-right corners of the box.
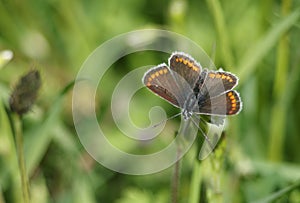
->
(196, 90), (242, 115)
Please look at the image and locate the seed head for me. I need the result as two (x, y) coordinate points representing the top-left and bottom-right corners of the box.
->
(9, 70), (41, 115)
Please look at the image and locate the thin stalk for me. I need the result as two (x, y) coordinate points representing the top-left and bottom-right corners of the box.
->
(171, 138), (182, 203)
(14, 114), (30, 203)
(189, 120), (206, 203)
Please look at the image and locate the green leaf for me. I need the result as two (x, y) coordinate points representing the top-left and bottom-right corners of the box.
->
(251, 180), (300, 203)
(24, 81), (75, 174)
(0, 101), (22, 202)
(237, 8), (300, 83)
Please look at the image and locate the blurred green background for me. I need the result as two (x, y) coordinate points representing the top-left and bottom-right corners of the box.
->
(0, 0), (300, 202)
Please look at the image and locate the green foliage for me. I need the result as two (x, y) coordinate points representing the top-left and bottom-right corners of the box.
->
(0, 0), (300, 202)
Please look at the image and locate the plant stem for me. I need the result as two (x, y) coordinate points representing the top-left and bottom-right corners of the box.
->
(268, 0), (291, 162)
(205, 136), (225, 203)
(171, 143), (182, 203)
(237, 8), (300, 83)
(206, 0), (234, 69)
(188, 159), (202, 203)
(14, 114), (30, 203)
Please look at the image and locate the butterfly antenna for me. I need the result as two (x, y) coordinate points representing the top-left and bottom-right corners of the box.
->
(151, 112), (182, 128)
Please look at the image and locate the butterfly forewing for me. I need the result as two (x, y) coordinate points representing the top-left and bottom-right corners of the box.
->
(199, 70), (238, 98)
(169, 52), (201, 88)
(143, 64), (184, 108)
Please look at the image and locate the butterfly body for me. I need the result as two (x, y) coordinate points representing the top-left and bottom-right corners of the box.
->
(182, 92), (198, 120)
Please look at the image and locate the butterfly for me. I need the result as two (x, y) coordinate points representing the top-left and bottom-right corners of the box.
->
(142, 52), (242, 120)
(142, 52), (242, 159)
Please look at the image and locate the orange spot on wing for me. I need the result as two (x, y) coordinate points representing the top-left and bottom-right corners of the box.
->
(192, 66), (199, 71)
(209, 73), (215, 78)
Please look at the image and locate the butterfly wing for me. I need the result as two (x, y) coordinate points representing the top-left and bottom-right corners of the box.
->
(169, 52), (201, 88)
(143, 54), (242, 116)
(196, 90), (242, 115)
(143, 64), (189, 108)
(199, 70), (238, 97)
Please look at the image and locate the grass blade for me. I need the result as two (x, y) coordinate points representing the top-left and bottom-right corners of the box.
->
(237, 8), (300, 83)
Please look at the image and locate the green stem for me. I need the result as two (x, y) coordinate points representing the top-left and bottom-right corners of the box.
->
(205, 139), (225, 203)
(268, 0), (291, 162)
(171, 162), (180, 203)
(206, 0), (234, 69)
(171, 141), (182, 203)
(14, 114), (30, 203)
(188, 160), (202, 203)
(237, 8), (300, 83)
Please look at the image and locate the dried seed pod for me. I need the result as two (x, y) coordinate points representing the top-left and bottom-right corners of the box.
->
(9, 70), (41, 115)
